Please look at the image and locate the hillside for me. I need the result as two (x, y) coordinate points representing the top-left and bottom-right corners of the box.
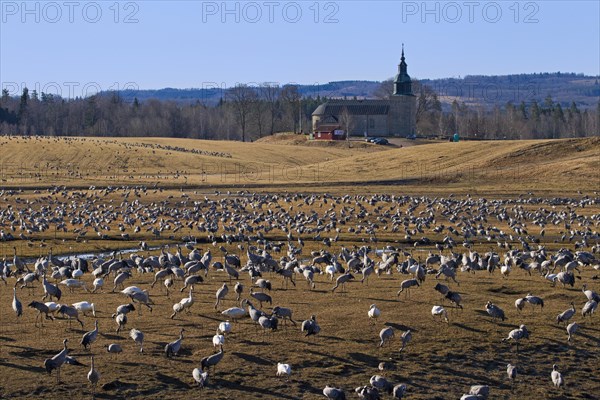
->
(0, 136), (383, 188)
(112, 73), (600, 109)
(305, 137), (600, 194)
(0, 136), (598, 195)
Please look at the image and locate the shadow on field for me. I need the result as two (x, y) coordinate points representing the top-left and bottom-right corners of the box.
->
(487, 285), (522, 295)
(232, 351), (272, 365)
(198, 314), (226, 323)
(93, 393), (123, 399)
(155, 372), (190, 389)
(577, 332), (600, 345)
(452, 322), (486, 334)
(217, 377), (299, 399)
(305, 349), (352, 365)
(0, 336), (16, 342)
(365, 297), (397, 303)
(0, 360), (45, 373)
(101, 333), (123, 341)
(101, 379), (138, 392)
(6, 344), (45, 358)
(348, 352), (379, 367)
(238, 338), (271, 346)
(384, 322), (415, 331)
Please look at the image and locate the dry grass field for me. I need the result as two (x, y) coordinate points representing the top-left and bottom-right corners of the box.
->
(1, 135), (598, 194)
(0, 136), (599, 400)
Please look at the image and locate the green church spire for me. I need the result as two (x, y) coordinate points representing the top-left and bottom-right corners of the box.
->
(393, 44), (413, 96)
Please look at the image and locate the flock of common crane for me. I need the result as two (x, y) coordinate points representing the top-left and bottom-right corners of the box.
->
(1, 187), (599, 399)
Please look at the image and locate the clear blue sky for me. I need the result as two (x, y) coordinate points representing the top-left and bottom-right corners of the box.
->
(1, 1), (599, 96)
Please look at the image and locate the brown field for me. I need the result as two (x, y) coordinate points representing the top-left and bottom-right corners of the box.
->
(1, 135), (598, 194)
(0, 136), (599, 399)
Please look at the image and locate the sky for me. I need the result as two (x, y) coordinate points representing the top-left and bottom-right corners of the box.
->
(1, 0), (599, 96)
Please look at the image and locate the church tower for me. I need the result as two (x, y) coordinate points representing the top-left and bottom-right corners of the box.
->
(389, 44), (416, 137)
(393, 46), (413, 95)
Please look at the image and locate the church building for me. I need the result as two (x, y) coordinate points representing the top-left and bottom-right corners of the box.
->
(311, 48), (417, 137)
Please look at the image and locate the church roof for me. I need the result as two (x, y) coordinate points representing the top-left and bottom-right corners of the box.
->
(311, 100), (390, 116)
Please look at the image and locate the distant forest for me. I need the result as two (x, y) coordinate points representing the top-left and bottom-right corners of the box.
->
(0, 72), (598, 140)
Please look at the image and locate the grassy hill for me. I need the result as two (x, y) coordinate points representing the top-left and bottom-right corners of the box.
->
(0, 136), (598, 195)
(307, 137), (600, 194)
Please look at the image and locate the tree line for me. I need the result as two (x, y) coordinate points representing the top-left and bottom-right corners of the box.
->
(1, 82), (598, 140)
(375, 79), (599, 139)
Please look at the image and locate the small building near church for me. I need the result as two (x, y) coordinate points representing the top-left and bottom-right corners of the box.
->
(312, 123), (346, 140)
(312, 47), (417, 138)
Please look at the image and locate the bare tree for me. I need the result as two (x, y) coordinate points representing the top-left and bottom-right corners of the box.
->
(374, 78), (393, 99)
(413, 80), (440, 124)
(281, 85), (301, 133)
(253, 97), (267, 138)
(261, 83), (280, 135)
(339, 107), (354, 137)
(228, 84), (257, 142)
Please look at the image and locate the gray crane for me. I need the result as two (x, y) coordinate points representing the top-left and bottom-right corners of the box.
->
(525, 294), (544, 311)
(115, 313), (127, 333)
(234, 281), (244, 301)
(507, 364), (517, 391)
(44, 339), (83, 383)
(272, 306), (296, 326)
(515, 297), (527, 312)
(81, 320), (99, 350)
(245, 300), (266, 329)
(106, 343), (123, 358)
(468, 385), (489, 398)
(485, 301), (506, 321)
(556, 303), (576, 324)
(392, 384), (407, 399)
(224, 263), (239, 282)
(192, 368), (209, 388)
(130, 328), (144, 352)
(258, 315), (278, 340)
(165, 328), (185, 357)
(323, 385), (346, 400)
(215, 283), (229, 310)
(150, 268), (173, 288)
(180, 274), (203, 292)
(582, 299), (597, 317)
(250, 289), (272, 308)
(112, 271), (132, 292)
(360, 264), (375, 284)
(582, 284), (600, 302)
(566, 322), (580, 342)
(16, 272), (39, 292)
(12, 287), (22, 318)
(354, 386), (381, 400)
(42, 275), (62, 301)
(397, 279), (420, 298)
(200, 345), (224, 372)
(112, 303), (135, 318)
(254, 278), (272, 291)
(301, 314), (320, 337)
(57, 305), (84, 329)
(370, 375), (393, 394)
(275, 268), (296, 288)
(400, 330), (412, 352)
(332, 273), (355, 293)
(445, 290), (463, 309)
(28, 301), (54, 327)
(502, 324), (530, 352)
(379, 326), (394, 347)
(87, 356), (100, 396)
